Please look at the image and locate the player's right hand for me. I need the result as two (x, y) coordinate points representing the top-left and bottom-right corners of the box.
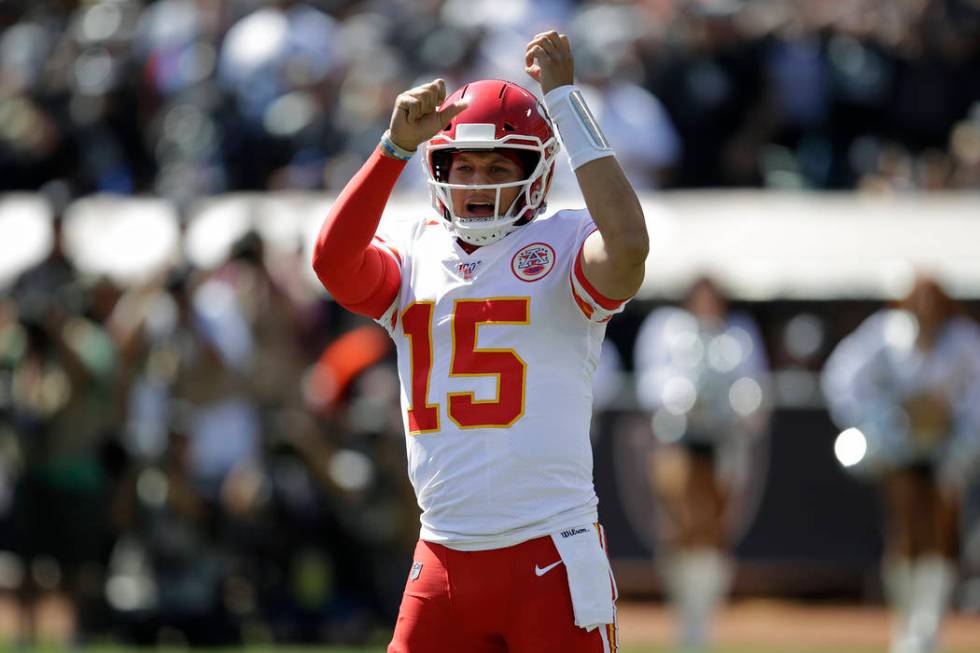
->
(388, 79), (469, 152)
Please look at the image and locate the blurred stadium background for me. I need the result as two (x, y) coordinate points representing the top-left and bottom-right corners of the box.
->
(1, 0), (979, 650)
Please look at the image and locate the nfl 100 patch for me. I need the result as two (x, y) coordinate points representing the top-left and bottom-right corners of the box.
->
(456, 260), (482, 280)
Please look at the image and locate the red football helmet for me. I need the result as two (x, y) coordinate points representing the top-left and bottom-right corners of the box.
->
(424, 79), (560, 245)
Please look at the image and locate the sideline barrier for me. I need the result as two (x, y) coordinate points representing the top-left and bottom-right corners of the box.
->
(2, 191), (979, 298)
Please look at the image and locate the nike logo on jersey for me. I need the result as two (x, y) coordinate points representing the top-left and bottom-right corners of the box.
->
(535, 560), (563, 576)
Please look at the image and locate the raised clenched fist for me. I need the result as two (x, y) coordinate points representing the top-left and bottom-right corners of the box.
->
(388, 78), (469, 153)
(525, 31), (574, 95)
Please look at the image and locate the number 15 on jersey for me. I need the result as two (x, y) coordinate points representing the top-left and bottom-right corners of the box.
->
(402, 297), (531, 433)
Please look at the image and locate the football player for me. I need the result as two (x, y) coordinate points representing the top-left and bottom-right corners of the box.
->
(822, 275), (980, 653)
(311, 30), (646, 653)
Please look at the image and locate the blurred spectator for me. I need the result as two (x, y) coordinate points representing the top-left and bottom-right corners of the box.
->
(5, 213), (120, 643)
(147, 268), (260, 498)
(9, 182), (78, 310)
(822, 274), (980, 653)
(217, 0), (346, 192)
(109, 429), (239, 646)
(548, 2), (681, 191)
(634, 277), (771, 650)
(132, 0), (232, 201)
(217, 230), (312, 425)
(300, 324), (418, 623)
(645, 1), (773, 187)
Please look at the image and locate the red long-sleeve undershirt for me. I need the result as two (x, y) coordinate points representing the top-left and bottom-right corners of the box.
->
(311, 148), (406, 319)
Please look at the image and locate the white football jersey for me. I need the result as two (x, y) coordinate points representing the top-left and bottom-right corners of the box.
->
(373, 209), (627, 550)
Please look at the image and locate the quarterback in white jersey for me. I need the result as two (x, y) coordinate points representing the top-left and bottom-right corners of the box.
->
(312, 31), (646, 653)
(373, 207), (624, 550)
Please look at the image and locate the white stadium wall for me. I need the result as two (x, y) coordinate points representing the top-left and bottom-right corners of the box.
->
(1, 191), (979, 299)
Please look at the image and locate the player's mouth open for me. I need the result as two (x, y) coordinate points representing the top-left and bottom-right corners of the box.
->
(464, 201), (496, 217)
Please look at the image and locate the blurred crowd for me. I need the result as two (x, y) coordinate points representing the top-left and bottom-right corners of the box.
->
(0, 215), (420, 645)
(2, 0), (980, 204)
(2, 190), (980, 648)
(1, 207), (979, 647)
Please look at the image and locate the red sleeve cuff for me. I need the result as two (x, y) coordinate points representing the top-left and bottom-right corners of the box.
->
(573, 238), (627, 310)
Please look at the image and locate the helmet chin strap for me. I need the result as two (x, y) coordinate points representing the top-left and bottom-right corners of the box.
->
(514, 200), (545, 227)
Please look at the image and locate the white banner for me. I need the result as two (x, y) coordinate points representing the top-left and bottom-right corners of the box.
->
(2, 191), (978, 299)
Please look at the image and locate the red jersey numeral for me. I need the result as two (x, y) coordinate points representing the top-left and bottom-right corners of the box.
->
(448, 298), (529, 428)
(402, 301), (440, 433)
(402, 297), (530, 434)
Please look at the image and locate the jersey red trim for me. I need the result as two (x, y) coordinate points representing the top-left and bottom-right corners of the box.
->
(372, 235), (403, 266)
(571, 285), (595, 319)
(311, 148), (405, 319)
(573, 234), (627, 310)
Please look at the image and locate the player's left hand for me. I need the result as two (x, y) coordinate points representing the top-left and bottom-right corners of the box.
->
(525, 31), (574, 95)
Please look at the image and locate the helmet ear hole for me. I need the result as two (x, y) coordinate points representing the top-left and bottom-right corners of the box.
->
(516, 151), (539, 179)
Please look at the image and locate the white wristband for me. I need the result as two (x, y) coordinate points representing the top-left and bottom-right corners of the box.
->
(544, 85), (614, 170)
(380, 129), (416, 161)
